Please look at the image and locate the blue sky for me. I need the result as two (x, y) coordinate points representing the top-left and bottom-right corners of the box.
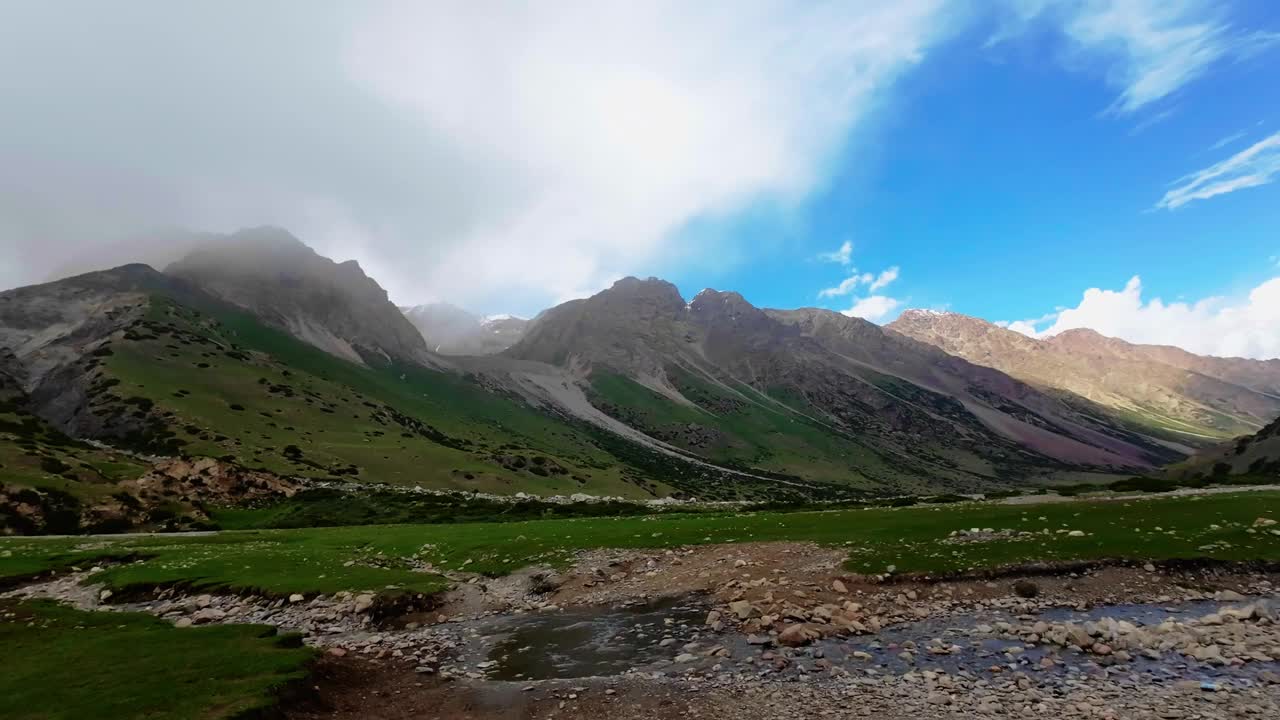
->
(3, 1), (1278, 357)
(658, 1), (1280, 351)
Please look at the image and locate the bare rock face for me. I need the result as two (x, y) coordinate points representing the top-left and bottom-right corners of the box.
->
(0, 264), (173, 440)
(889, 309), (1280, 446)
(1, 453), (300, 535)
(122, 456), (300, 507)
(507, 277), (690, 373)
(166, 227), (433, 366)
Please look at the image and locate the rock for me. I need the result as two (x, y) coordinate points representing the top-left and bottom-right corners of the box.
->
(173, 617), (193, 628)
(1253, 517), (1277, 527)
(1066, 530), (1085, 537)
(832, 579), (848, 594)
(328, 647), (348, 657)
(195, 594), (213, 608)
(353, 594), (376, 613)
(1012, 580), (1039, 598)
(1215, 590), (1246, 602)
(705, 610), (722, 626)
(288, 593), (305, 603)
(728, 600), (755, 620)
(1066, 625), (1093, 649)
(777, 623), (821, 647)
(191, 608), (226, 624)
(1143, 563), (1156, 572)
(674, 653), (698, 663)
(746, 634), (772, 646)
(851, 650), (873, 661)
(98, 589), (113, 602)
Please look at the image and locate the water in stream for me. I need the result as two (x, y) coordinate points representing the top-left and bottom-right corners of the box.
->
(457, 593), (1280, 687)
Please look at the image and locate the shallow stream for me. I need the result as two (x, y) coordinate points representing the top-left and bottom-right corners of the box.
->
(457, 593), (1280, 687)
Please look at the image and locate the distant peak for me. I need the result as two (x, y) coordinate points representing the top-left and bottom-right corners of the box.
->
(897, 308), (956, 320)
(599, 276), (685, 305)
(1050, 327), (1105, 340)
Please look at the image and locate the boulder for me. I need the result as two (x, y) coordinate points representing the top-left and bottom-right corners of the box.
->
(777, 623), (822, 647)
(191, 608), (226, 625)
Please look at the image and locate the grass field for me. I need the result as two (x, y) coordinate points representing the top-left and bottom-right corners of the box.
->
(3, 491), (1277, 598)
(0, 599), (313, 720)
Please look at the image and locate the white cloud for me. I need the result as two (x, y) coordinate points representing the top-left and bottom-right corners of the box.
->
(868, 266), (900, 292)
(992, 0), (1274, 114)
(818, 240), (854, 265)
(1157, 130), (1280, 209)
(817, 250), (900, 315)
(345, 1), (951, 309)
(1013, 275), (1280, 359)
(843, 295), (902, 324)
(0, 1), (954, 311)
(818, 272), (869, 299)
(997, 311), (1061, 336)
(1207, 130), (1247, 152)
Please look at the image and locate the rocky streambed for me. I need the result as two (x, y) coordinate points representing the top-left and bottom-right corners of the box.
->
(7, 544), (1280, 719)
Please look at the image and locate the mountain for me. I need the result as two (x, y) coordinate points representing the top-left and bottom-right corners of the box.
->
(505, 278), (1182, 493)
(401, 303), (527, 355)
(0, 261), (852, 533)
(1047, 328), (1280, 397)
(166, 227), (433, 366)
(888, 310), (1280, 446)
(9, 233), (1270, 529)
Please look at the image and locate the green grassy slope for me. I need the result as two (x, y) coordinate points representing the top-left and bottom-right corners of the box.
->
(78, 292), (864, 504)
(100, 296), (662, 498)
(0, 599), (313, 720)
(587, 367), (900, 488)
(0, 384), (148, 533)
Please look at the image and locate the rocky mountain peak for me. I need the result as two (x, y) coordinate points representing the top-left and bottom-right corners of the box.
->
(600, 277), (686, 311)
(166, 228), (430, 366)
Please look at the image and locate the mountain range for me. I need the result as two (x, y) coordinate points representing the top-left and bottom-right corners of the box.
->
(2, 227), (1276, 532)
(889, 310), (1280, 445)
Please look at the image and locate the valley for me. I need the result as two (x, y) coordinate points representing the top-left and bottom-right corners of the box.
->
(1, 229), (1277, 719)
